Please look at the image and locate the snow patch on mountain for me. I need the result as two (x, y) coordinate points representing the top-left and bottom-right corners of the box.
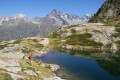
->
(0, 9), (93, 40)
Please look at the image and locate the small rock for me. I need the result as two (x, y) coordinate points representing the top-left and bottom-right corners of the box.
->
(24, 69), (37, 76)
(49, 64), (60, 72)
(36, 71), (41, 74)
(44, 76), (65, 80)
(41, 63), (46, 67)
(7, 72), (29, 80)
(5, 67), (21, 73)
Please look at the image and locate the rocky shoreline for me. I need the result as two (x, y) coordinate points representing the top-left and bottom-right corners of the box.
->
(0, 38), (65, 80)
(34, 51), (66, 80)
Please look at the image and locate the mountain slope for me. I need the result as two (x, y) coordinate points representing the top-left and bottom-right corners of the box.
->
(49, 23), (120, 50)
(40, 9), (92, 25)
(35, 9), (92, 35)
(89, 0), (120, 26)
(0, 14), (40, 40)
(0, 10), (92, 40)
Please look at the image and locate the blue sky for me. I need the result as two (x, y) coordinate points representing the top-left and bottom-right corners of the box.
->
(0, 0), (105, 18)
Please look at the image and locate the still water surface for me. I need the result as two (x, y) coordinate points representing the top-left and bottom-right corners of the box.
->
(35, 50), (120, 80)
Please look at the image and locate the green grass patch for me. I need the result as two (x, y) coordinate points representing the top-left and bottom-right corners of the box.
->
(92, 30), (103, 34)
(19, 60), (55, 80)
(0, 71), (13, 80)
(64, 24), (80, 29)
(49, 32), (58, 38)
(115, 28), (120, 32)
(111, 27), (120, 38)
(115, 40), (120, 49)
(67, 33), (92, 39)
(0, 44), (8, 50)
(22, 48), (33, 53)
(65, 33), (103, 47)
(35, 44), (44, 49)
(71, 29), (77, 34)
(13, 39), (23, 44)
(27, 39), (39, 43)
(105, 43), (112, 49)
(111, 33), (120, 38)
(17, 78), (24, 80)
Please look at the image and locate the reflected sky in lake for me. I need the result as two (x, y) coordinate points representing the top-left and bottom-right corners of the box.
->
(34, 50), (120, 80)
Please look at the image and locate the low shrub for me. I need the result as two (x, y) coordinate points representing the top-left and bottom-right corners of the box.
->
(0, 44), (8, 50)
(0, 72), (13, 80)
(13, 39), (22, 44)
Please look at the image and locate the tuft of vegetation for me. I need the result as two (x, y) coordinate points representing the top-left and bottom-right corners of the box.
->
(111, 33), (120, 38)
(17, 78), (24, 80)
(22, 48), (33, 53)
(35, 44), (44, 49)
(64, 24), (80, 29)
(50, 32), (58, 38)
(0, 71), (13, 80)
(0, 44), (8, 50)
(19, 59), (55, 80)
(45, 65), (51, 69)
(115, 22), (120, 27)
(105, 43), (112, 49)
(111, 27), (120, 38)
(67, 33), (92, 39)
(92, 30), (103, 34)
(115, 28), (120, 32)
(71, 29), (77, 34)
(26, 67), (35, 72)
(65, 33), (103, 47)
(13, 39), (23, 44)
(115, 40), (120, 50)
(32, 39), (38, 42)
(27, 39), (39, 43)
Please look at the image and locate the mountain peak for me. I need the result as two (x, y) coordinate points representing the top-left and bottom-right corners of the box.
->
(51, 9), (63, 14)
(15, 13), (26, 18)
(84, 14), (92, 17)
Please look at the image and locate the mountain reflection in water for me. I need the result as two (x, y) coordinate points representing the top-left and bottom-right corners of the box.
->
(34, 49), (120, 80)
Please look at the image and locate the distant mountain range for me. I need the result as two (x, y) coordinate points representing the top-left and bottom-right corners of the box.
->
(0, 9), (92, 40)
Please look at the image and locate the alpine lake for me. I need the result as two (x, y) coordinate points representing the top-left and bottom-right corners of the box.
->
(34, 49), (120, 80)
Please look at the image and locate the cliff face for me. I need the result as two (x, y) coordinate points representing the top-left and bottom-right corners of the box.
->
(89, 0), (120, 26)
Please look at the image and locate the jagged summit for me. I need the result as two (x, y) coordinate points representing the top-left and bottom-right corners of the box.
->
(46, 9), (92, 25)
(51, 9), (63, 14)
(14, 13), (28, 20)
(0, 10), (92, 40)
(15, 13), (26, 18)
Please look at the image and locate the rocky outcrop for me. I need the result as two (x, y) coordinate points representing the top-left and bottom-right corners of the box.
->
(41, 63), (60, 72)
(52, 23), (120, 50)
(0, 38), (64, 80)
(24, 69), (37, 76)
(89, 0), (120, 26)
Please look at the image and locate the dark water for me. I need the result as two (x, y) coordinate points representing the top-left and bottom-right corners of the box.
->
(34, 50), (120, 80)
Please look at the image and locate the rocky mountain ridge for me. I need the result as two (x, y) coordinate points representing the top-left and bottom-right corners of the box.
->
(0, 10), (92, 40)
(89, 0), (120, 26)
